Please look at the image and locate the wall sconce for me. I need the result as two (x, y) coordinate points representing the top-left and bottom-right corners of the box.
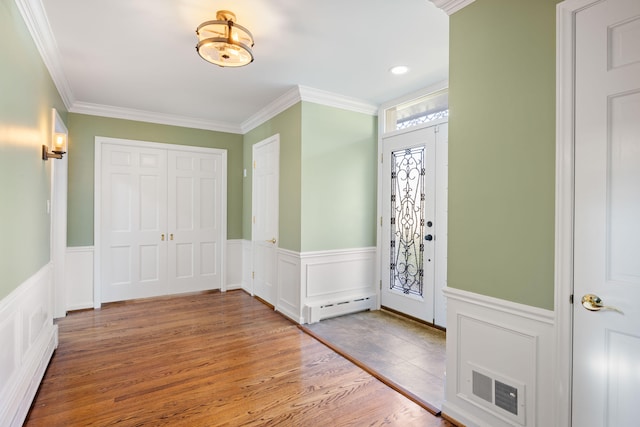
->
(43, 133), (67, 160)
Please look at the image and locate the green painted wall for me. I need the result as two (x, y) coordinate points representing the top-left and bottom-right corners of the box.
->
(0, 0), (67, 299)
(66, 114), (243, 246)
(300, 102), (377, 251)
(243, 104), (302, 252)
(448, 0), (558, 309)
(242, 102), (377, 253)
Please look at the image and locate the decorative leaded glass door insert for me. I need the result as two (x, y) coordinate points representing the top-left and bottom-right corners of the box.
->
(380, 124), (443, 324)
(390, 147), (425, 297)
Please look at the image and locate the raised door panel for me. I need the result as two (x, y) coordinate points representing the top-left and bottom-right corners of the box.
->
(101, 144), (168, 302)
(167, 151), (223, 294)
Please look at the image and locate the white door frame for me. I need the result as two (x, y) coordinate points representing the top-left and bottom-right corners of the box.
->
(50, 108), (68, 319)
(554, 0), (600, 424)
(376, 82), (449, 325)
(94, 136), (227, 308)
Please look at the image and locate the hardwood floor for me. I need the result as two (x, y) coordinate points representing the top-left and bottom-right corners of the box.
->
(25, 290), (454, 426)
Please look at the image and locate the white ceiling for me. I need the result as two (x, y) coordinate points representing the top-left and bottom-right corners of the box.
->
(32, 0), (449, 133)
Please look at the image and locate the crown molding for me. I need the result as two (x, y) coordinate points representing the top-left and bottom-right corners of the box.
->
(71, 102), (243, 134)
(298, 86), (378, 116)
(14, 0), (75, 109)
(16, 0), (377, 136)
(240, 86), (302, 133)
(241, 85), (378, 133)
(429, 0), (477, 15)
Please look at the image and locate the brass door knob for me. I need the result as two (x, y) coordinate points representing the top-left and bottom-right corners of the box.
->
(266, 238), (276, 244)
(581, 294), (623, 314)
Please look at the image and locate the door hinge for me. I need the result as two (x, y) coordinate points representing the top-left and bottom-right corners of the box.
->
(380, 216), (383, 226)
(253, 160), (256, 169)
(435, 125), (440, 133)
(253, 215), (256, 224)
(380, 280), (382, 290)
(569, 294), (574, 304)
(380, 153), (383, 163)
(252, 271), (255, 279)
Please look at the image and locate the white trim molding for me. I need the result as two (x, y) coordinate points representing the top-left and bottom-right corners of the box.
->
(0, 264), (58, 427)
(553, 1), (602, 425)
(442, 288), (555, 427)
(14, 0), (75, 109)
(225, 240), (244, 291)
(240, 242), (377, 324)
(241, 86), (378, 133)
(429, 0), (477, 15)
(301, 247), (378, 324)
(70, 102), (243, 134)
(65, 247), (95, 311)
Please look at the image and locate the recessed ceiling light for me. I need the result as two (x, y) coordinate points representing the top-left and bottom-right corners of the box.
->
(390, 65), (409, 75)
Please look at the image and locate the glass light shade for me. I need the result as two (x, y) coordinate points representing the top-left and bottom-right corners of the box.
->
(196, 11), (254, 67)
(53, 133), (67, 153)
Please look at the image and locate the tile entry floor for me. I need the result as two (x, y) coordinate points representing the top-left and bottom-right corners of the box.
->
(301, 309), (446, 414)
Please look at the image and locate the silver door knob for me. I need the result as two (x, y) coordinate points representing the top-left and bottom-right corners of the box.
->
(581, 294), (623, 314)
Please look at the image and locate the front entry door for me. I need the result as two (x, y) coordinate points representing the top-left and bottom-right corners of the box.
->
(572, 0), (640, 425)
(381, 124), (446, 324)
(252, 135), (280, 306)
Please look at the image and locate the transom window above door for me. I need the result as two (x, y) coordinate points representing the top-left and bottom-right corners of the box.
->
(383, 89), (449, 134)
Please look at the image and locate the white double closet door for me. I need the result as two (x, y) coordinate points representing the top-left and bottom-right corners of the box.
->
(99, 137), (226, 303)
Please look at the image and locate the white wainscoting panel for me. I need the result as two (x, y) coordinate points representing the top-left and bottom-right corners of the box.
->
(237, 243), (376, 324)
(277, 249), (302, 323)
(442, 287), (555, 427)
(225, 240), (243, 291)
(241, 240), (253, 294)
(65, 246), (94, 311)
(301, 247), (377, 324)
(0, 264), (58, 427)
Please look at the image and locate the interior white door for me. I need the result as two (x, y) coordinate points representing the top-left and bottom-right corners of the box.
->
(572, 1), (640, 425)
(381, 125), (438, 323)
(252, 135), (279, 306)
(167, 151), (223, 294)
(101, 144), (168, 302)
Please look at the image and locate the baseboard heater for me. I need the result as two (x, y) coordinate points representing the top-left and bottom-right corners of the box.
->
(306, 293), (376, 323)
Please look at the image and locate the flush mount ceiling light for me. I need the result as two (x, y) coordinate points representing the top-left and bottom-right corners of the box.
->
(196, 10), (254, 67)
(390, 65), (410, 75)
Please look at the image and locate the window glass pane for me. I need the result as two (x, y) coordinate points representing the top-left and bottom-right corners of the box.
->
(390, 147), (425, 296)
(384, 89), (448, 133)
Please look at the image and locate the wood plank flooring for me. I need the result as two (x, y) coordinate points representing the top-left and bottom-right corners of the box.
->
(25, 290), (454, 426)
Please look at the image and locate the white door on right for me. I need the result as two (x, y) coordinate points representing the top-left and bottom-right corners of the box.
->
(572, 0), (640, 425)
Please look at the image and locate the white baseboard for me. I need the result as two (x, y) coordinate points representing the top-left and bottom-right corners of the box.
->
(442, 287), (555, 427)
(0, 264), (58, 427)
